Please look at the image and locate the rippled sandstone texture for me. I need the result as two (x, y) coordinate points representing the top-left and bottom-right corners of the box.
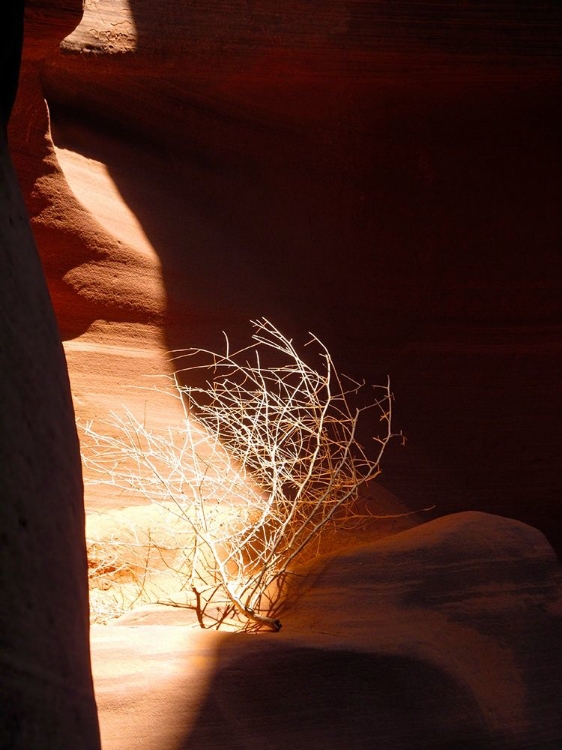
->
(91, 512), (562, 749)
(9, 2), (562, 549)
(4, 4), (562, 748)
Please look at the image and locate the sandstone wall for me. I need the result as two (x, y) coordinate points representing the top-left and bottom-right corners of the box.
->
(9, 1), (562, 550)
(0, 3), (100, 747)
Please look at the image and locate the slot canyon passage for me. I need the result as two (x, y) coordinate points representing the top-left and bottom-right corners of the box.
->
(2, 0), (562, 748)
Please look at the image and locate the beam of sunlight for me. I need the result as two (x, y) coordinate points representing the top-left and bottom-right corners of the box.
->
(90, 626), (228, 750)
(54, 146), (158, 264)
(61, 0), (137, 55)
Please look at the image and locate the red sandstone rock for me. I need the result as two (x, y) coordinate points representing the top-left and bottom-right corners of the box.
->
(91, 512), (562, 749)
(0, 4), (99, 746)
(9, 1), (561, 550)
(5, 4), (561, 748)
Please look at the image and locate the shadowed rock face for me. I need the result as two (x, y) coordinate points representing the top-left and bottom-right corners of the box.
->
(9, 2), (562, 552)
(0, 3), (100, 748)
(11, 0), (562, 552)
(90, 512), (562, 749)
(2, 7), (560, 747)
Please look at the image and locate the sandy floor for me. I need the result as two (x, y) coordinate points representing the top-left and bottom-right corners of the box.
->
(90, 512), (562, 750)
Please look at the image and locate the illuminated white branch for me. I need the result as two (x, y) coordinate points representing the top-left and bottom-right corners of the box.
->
(80, 319), (395, 631)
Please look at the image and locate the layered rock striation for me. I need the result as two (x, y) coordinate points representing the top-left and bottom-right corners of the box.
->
(9, 0), (562, 547)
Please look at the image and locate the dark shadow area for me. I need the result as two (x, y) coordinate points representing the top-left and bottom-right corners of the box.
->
(1, 2), (100, 747)
(175, 640), (499, 749)
(0, 0), (24, 125)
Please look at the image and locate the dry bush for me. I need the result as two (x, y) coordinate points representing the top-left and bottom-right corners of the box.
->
(80, 319), (395, 630)
(86, 509), (188, 624)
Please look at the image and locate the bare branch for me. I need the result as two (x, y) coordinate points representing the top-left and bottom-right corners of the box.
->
(80, 319), (396, 630)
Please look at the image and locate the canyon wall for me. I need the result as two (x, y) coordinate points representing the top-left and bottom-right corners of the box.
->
(0, 2), (100, 747)
(9, 1), (562, 549)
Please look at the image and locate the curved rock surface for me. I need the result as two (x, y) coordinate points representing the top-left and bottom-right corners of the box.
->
(90, 512), (562, 749)
(0, 4), (99, 747)
(9, 0), (562, 550)
(4, 5), (561, 748)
